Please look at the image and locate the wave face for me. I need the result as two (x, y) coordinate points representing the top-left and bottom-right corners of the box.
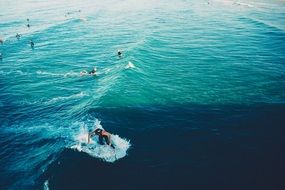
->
(1, 0), (285, 189)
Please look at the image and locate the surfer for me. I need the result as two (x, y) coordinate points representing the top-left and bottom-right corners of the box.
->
(117, 50), (122, 57)
(30, 40), (34, 48)
(0, 38), (3, 44)
(88, 128), (115, 149)
(16, 33), (21, 39)
(80, 67), (97, 76)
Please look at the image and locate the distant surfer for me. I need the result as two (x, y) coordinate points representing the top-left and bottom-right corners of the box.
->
(80, 67), (97, 76)
(30, 40), (34, 48)
(16, 33), (21, 39)
(117, 50), (122, 57)
(26, 18), (30, 28)
(88, 128), (115, 149)
(0, 38), (3, 44)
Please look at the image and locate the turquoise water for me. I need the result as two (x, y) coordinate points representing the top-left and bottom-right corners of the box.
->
(1, 0), (285, 189)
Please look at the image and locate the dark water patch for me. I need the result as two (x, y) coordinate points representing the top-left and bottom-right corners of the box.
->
(36, 103), (285, 190)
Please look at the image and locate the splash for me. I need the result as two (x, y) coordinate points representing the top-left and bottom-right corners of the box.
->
(125, 61), (135, 69)
(43, 180), (49, 190)
(71, 120), (131, 162)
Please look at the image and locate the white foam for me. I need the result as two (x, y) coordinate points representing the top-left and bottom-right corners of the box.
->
(0, 70), (29, 76)
(234, 1), (253, 8)
(71, 119), (131, 162)
(37, 70), (61, 77)
(79, 17), (87, 22)
(37, 70), (79, 78)
(63, 71), (80, 77)
(47, 92), (87, 104)
(125, 61), (135, 69)
(213, 0), (254, 8)
(43, 180), (49, 190)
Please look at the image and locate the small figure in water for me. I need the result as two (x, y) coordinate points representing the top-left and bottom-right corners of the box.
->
(117, 49), (122, 57)
(80, 67), (97, 76)
(16, 33), (21, 40)
(30, 40), (34, 48)
(88, 128), (115, 149)
(0, 38), (3, 44)
(26, 18), (30, 28)
(0, 53), (2, 60)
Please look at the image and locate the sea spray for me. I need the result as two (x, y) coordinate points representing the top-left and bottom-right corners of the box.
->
(71, 119), (131, 162)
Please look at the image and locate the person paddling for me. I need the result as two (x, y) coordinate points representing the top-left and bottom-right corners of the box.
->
(88, 128), (115, 149)
(80, 67), (97, 76)
(16, 33), (21, 39)
(30, 40), (34, 48)
(117, 49), (122, 57)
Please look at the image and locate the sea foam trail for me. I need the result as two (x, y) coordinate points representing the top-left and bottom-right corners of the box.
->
(0, 70), (29, 76)
(36, 70), (79, 78)
(46, 92), (87, 104)
(71, 120), (131, 162)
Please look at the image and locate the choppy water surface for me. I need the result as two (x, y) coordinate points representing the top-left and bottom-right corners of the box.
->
(1, 0), (285, 189)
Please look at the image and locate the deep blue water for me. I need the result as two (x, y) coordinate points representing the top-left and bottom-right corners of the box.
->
(1, 0), (285, 189)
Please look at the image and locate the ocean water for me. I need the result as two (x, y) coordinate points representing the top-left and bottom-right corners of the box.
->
(1, 0), (285, 189)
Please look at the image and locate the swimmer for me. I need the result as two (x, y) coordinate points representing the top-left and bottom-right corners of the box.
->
(80, 67), (97, 76)
(30, 40), (34, 48)
(27, 18), (30, 22)
(27, 24), (30, 28)
(16, 33), (21, 39)
(117, 50), (122, 57)
(0, 38), (3, 44)
(88, 128), (115, 149)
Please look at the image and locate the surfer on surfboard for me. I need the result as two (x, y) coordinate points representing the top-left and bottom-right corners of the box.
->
(80, 67), (97, 76)
(88, 128), (115, 149)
